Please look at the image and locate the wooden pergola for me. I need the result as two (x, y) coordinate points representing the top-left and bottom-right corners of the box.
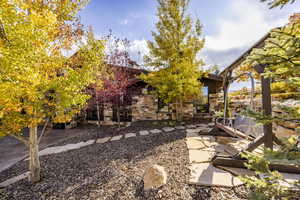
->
(210, 32), (300, 173)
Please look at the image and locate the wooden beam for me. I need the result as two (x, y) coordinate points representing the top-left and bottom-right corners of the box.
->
(212, 155), (300, 174)
(243, 135), (265, 152)
(216, 122), (254, 141)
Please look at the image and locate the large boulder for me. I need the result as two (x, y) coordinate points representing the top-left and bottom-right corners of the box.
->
(143, 165), (167, 191)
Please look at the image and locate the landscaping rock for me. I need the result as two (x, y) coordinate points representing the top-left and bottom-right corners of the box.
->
(143, 164), (167, 191)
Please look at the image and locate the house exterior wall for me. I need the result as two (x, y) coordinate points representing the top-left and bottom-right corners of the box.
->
(83, 68), (222, 125)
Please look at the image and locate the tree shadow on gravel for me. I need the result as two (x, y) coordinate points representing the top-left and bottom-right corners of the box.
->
(0, 129), (187, 200)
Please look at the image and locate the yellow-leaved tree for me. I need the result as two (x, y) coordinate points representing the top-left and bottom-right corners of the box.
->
(0, 0), (105, 183)
(140, 0), (205, 121)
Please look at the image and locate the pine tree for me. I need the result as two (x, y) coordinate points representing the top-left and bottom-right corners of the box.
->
(140, 0), (205, 121)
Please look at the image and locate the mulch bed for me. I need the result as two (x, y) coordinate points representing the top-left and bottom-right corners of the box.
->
(0, 122), (249, 200)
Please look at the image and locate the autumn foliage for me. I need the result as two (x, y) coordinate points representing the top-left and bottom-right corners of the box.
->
(0, 0), (105, 183)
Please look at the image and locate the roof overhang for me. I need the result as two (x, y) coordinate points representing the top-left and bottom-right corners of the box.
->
(219, 32), (271, 77)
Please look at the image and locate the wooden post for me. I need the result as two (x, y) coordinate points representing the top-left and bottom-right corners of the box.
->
(261, 75), (273, 149)
(255, 65), (273, 150)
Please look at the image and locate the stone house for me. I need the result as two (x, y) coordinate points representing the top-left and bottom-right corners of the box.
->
(84, 65), (223, 125)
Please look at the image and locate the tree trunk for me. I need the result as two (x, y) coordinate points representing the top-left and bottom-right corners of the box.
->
(175, 99), (179, 121)
(96, 100), (100, 140)
(29, 126), (40, 183)
(117, 106), (121, 129)
(179, 97), (183, 121)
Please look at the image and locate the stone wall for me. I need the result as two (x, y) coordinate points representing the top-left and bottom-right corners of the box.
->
(131, 93), (195, 121)
(272, 100), (300, 138)
(85, 91), (203, 125)
(211, 93), (300, 138)
(132, 94), (161, 121)
(102, 103), (114, 125)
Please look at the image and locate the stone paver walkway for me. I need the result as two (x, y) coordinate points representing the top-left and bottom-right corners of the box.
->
(184, 123), (300, 188)
(3, 121), (299, 189)
(185, 123), (250, 187)
(0, 123), (200, 187)
(0, 172), (29, 188)
(189, 163), (243, 187)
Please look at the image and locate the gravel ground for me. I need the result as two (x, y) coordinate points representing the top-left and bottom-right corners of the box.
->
(0, 122), (249, 200)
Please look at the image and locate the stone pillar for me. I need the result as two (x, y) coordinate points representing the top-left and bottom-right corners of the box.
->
(103, 103), (113, 125)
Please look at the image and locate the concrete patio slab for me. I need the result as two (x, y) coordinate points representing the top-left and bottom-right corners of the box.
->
(0, 172), (29, 188)
(197, 135), (216, 142)
(150, 129), (162, 134)
(189, 163), (243, 187)
(186, 132), (199, 138)
(175, 126), (185, 130)
(186, 125), (197, 129)
(162, 127), (175, 132)
(125, 133), (136, 138)
(110, 135), (123, 141)
(186, 138), (207, 150)
(139, 130), (150, 136)
(188, 150), (215, 163)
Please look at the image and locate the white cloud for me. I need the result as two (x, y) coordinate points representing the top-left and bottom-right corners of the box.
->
(120, 19), (129, 25)
(205, 0), (287, 51)
(128, 39), (150, 64)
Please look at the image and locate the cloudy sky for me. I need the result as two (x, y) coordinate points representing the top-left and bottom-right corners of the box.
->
(78, 0), (299, 89)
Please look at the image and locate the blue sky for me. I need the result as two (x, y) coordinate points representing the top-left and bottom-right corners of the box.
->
(79, 0), (299, 90)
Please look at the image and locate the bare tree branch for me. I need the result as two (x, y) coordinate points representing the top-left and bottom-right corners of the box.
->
(10, 133), (29, 147)
(38, 117), (50, 144)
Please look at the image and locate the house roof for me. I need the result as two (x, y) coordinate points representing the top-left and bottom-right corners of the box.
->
(219, 32), (271, 77)
(203, 73), (223, 82)
(111, 64), (223, 82)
